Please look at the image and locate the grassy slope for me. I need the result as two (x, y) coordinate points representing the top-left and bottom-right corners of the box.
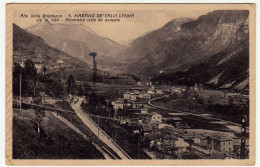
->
(13, 109), (104, 159)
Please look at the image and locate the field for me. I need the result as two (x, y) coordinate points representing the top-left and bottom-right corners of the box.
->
(152, 89), (249, 125)
(149, 97), (247, 135)
(86, 82), (146, 101)
(13, 109), (104, 159)
(58, 111), (121, 159)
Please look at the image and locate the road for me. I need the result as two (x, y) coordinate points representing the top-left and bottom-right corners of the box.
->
(17, 99), (118, 159)
(70, 97), (131, 159)
(148, 94), (247, 129)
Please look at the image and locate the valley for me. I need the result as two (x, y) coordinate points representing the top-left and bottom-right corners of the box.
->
(12, 9), (250, 160)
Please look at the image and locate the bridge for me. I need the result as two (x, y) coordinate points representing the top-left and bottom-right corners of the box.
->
(14, 99), (75, 114)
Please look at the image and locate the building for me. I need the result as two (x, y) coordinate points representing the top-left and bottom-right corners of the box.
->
(158, 123), (170, 129)
(190, 135), (211, 155)
(194, 83), (198, 91)
(35, 64), (43, 73)
(57, 60), (64, 64)
(141, 108), (148, 114)
(155, 89), (164, 95)
(192, 135), (208, 147)
(174, 137), (189, 151)
(147, 112), (162, 124)
(198, 83), (203, 91)
(130, 93), (139, 101)
(206, 135), (234, 154)
(113, 101), (124, 111)
(140, 124), (152, 136)
(137, 81), (143, 86)
(147, 90), (155, 95)
(123, 92), (131, 100)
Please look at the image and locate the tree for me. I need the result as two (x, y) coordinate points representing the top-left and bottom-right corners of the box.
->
(228, 96), (234, 107)
(24, 59), (37, 80)
(42, 65), (47, 76)
(197, 96), (205, 104)
(67, 75), (76, 94)
(208, 95), (215, 105)
(83, 82), (91, 94)
(12, 62), (23, 96)
(89, 91), (98, 110)
(22, 59), (38, 96)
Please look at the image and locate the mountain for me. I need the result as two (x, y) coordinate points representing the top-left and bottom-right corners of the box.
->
(13, 24), (91, 80)
(124, 10), (249, 90)
(23, 10), (250, 90)
(27, 20), (126, 71)
(124, 11), (248, 72)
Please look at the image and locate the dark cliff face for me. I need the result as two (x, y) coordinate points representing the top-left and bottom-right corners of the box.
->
(149, 10), (249, 90)
(123, 10), (249, 90)
(124, 10), (249, 75)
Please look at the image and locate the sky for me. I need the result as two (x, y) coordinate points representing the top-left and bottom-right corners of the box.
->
(15, 10), (212, 44)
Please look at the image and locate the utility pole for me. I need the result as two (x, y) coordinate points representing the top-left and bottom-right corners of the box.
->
(137, 135), (140, 159)
(240, 115), (247, 159)
(70, 79), (72, 95)
(61, 69), (66, 104)
(42, 65), (47, 105)
(59, 62), (65, 103)
(98, 115), (100, 141)
(19, 60), (24, 110)
(19, 74), (22, 110)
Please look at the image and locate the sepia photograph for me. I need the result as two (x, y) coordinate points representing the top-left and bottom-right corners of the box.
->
(5, 3), (256, 166)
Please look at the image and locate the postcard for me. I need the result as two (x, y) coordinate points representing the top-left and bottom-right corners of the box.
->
(5, 3), (256, 166)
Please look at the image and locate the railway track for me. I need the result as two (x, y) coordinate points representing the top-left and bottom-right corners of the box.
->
(148, 95), (248, 129)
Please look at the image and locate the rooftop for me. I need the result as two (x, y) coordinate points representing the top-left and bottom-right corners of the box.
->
(205, 134), (233, 142)
(148, 112), (161, 116)
(142, 124), (152, 132)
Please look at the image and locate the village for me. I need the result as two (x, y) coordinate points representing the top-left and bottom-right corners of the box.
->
(79, 81), (249, 159)
(13, 57), (249, 159)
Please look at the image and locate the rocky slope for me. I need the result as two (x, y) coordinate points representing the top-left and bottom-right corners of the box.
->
(23, 10), (250, 90)
(150, 11), (249, 90)
(13, 24), (90, 77)
(27, 20), (126, 71)
(125, 10), (249, 90)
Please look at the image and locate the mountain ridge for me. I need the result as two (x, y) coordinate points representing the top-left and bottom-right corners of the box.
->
(27, 19), (126, 72)
(22, 10), (249, 90)
(13, 23), (91, 78)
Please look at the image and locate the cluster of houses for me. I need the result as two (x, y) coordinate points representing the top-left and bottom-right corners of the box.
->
(117, 106), (248, 159)
(140, 119), (249, 159)
(110, 84), (248, 159)
(112, 90), (152, 112)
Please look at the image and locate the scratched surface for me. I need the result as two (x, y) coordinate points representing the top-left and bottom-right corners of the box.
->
(5, 3), (256, 166)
